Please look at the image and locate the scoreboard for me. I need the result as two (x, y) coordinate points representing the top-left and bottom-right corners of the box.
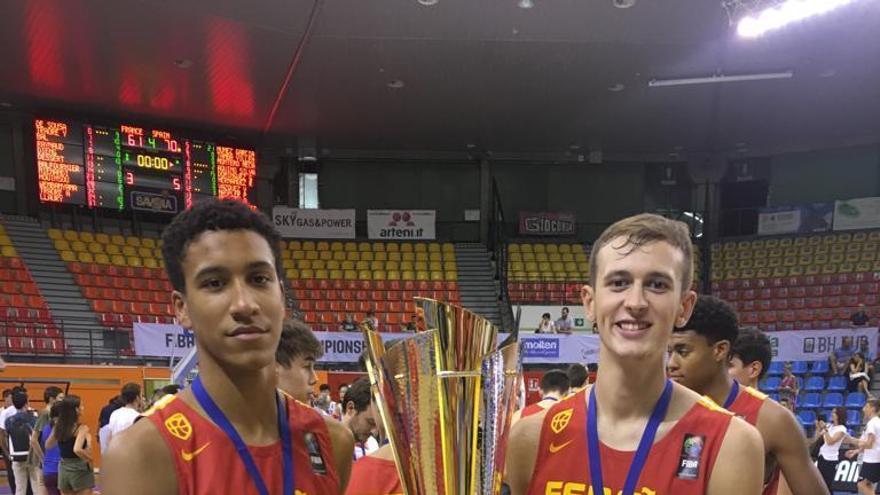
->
(35, 119), (257, 214)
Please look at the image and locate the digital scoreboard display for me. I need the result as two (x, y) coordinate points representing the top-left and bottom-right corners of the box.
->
(35, 119), (257, 214)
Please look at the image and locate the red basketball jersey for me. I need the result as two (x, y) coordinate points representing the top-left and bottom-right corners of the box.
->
(345, 455), (403, 495)
(520, 402), (547, 419)
(527, 389), (733, 495)
(727, 385), (780, 495)
(145, 393), (340, 495)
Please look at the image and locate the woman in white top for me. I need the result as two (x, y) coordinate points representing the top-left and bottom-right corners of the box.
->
(815, 407), (849, 491)
(536, 313), (556, 334)
(846, 399), (880, 495)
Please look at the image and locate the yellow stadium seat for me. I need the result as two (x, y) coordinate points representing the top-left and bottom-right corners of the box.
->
(429, 271), (443, 281)
(511, 262), (525, 272)
(874, 261), (880, 272)
(102, 244), (118, 255)
(753, 258), (767, 269)
(836, 233), (852, 243)
(315, 270), (329, 279)
(71, 241), (87, 252)
(296, 260), (311, 270)
(122, 246), (137, 257)
(142, 238), (156, 249)
(47, 229), (62, 240)
(302, 241), (315, 251)
(345, 252), (360, 262)
(414, 262), (427, 272)
(533, 244), (546, 253)
(330, 242), (344, 251)
(292, 250), (306, 260)
(798, 246), (814, 256)
(373, 271), (386, 281)
(111, 255), (126, 266)
(443, 261), (457, 271)
(509, 244), (521, 253)
(77, 232), (93, 243)
(574, 252), (588, 262)
(787, 266), (803, 276)
(354, 261), (368, 271)
(54, 240), (70, 251)
(59, 250), (76, 262)
(329, 270), (344, 279)
(315, 241), (328, 251)
(538, 262), (551, 272)
(77, 252), (94, 263)
(756, 267), (773, 278)
(370, 261), (384, 271)
(339, 242), (353, 251)
(63, 230), (78, 241)
(415, 253), (429, 262)
(869, 232), (880, 242)
(88, 243), (104, 254)
(372, 252), (386, 262)
(793, 237), (806, 247)
(301, 269), (315, 279)
(804, 265), (820, 276)
(577, 262), (589, 273)
(862, 252), (876, 262)
(373, 243), (385, 252)
(429, 261), (442, 271)
(401, 271), (415, 281)
(509, 252), (522, 262)
(124, 236), (140, 247)
(402, 253), (415, 262)
(386, 271), (400, 280)
(561, 253), (574, 262)
(846, 253), (861, 263)
(358, 242), (371, 252)
(428, 243), (440, 253)
(138, 247), (153, 258)
(551, 262), (565, 272)
(777, 238), (792, 248)
(286, 269), (299, 280)
(288, 241), (301, 250)
(782, 257), (796, 267)
(821, 264), (837, 274)
(333, 251), (346, 261)
(144, 258), (158, 269)
(838, 263), (854, 274)
(312, 261), (326, 270)
(342, 261), (355, 271)
(546, 244), (559, 254)
(154, 248), (162, 259)
(807, 236), (821, 246)
(382, 242), (397, 253)
(306, 251), (319, 261)
(414, 244), (426, 253)
(442, 243), (454, 252)
(520, 244), (533, 253)
(283, 259), (295, 270)
(522, 253), (535, 262)
(821, 235), (835, 245)
(128, 256), (143, 267)
(429, 253), (442, 262)
(319, 251), (333, 261)
(857, 262), (872, 272)
(400, 261), (414, 271)
(358, 252), (373, 262)
(416, 271), (429, 281)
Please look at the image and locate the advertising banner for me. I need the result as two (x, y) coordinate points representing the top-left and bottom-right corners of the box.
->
(768, 327), (878, 362)
(272, 206), (356, 239)
(834, 197), (880, 231)
(757, 203), (833, 236)
(367, 210), (436, 240)
(133, 323), (194, 357)
(518, 211), (576, 236)
(514, 305), (590, 332)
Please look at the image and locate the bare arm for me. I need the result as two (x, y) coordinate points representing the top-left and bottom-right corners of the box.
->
(45, 427), (57, 450)
(324, 415), (354, 492)
(760, 401), (829, 495)
(707, 417), (764, 495)
(504, 412), (543, 495)
(102, 419), (177, 495)
(29, 427), (43, 463)
(0, 429), (9, 458)
(73, 425), (94, 463)
(823, 428), (845, 445)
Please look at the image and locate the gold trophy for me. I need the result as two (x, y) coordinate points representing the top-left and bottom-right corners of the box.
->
(361, 297), (522, 495)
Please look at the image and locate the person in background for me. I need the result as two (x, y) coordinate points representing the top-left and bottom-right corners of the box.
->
(830, 336), (856, 376)
(848, 352), (874, 399)
(160, 384), (181, 396)
(340, 379), (379, 461)
(314, 383), (341, 419)
(362, 311), (379, 331)
(555, 307), (574, 334)
(0, 386), (32, 495)
(566, 363), (589, 391)
(5, 391), (44, 495)
(96, 396), (121, 455)
(779, 363), (799, 404)
(814, 407), (849, 492)
(404, 314), (418, 332)
(510, 369), (569, 426)
(852, 304), (870, 327)
(729, 327), (772, 389)
(105, 383), (143, 449)
(39, 405), (61, 495)
(29, 387), (64, 489)
(275, 319), (323, 403)
(535, 313), (556, 334)
(340, 314), (358, 332)
(845, 399), (880, 495)
(47, 395), (94, 495)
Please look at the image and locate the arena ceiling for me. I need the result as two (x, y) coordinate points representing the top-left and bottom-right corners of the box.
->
(1, 0), (879, 156)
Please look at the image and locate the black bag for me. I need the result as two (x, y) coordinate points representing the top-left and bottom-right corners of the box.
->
(6, 412), (35, 462)
(809, 434), (824, 461)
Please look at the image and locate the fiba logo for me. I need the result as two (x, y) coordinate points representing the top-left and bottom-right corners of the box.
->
(388, 211), (416, 227)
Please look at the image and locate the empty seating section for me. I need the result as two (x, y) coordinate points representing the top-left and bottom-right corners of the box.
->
(283, 241), (460, 331)
(710, 231), (880, 331)
(0, 225), (61, 355)
(48, 229), (175, 331)
(506, 243), (589, 304)
(763, 359), (868, 434)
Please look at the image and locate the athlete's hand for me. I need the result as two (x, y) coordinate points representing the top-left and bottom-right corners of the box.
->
(845, 449), (859, 459)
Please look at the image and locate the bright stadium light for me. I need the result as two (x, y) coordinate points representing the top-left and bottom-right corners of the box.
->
(738, 0), (859, 38)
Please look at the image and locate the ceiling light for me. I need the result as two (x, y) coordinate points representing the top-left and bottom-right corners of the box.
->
(387, 79), (405, 89)
(518, 0), (534, 8)
(648, 70), (793, 88)
(0, 102), (12, 108)
(738, 0), (859, 38)
(174, 58), (193, 69)
(607, 83), (625, 92)
(418, 0), (438, 5)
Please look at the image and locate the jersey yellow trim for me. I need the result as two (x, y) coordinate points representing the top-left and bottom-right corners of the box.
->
(742, 385), (768, 401)
(698, 395), (735, 416)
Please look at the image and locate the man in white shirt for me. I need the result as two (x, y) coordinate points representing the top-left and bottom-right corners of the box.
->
(0, 387), (30, 495)
(106, 383), (143, 449)
(555, 307), (574, 334)
(340, 378), (378, 461)
(847, 399), (880, 494)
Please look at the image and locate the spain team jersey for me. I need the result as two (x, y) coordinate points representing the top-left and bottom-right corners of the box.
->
(727, 385), (780, 495)
(144, 393), (340, 495)
(345, 455), (403, 495)
(527, 388), (733, 495)
(520, 402), (548, 419)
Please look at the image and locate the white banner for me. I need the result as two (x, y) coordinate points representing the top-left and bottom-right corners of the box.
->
(133, 323), (194, 357)
(770, 327), (878, 362)
(513, 305), (591, 332)
(367, 210), (436, 240)
(272, 206), (356, 239)
(758, 208), (802, 236)
(834, 197), (880, 231)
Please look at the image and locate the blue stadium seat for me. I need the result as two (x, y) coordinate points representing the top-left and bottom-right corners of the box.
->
(823, 393), (844, 408)
(798, 410), (817, 428)
(767, 362), (785, 376)
(801, 393), (821, 409)
(827, 376), (847, 392)
(791, 361), (809, 375)
(795, 376), (804, 389)
(769, 392), (780, 402)
(846, 410), (863, 427)
(804, 376), (825, 391)
(762, 377), (781, 392)
(846, 392), (867, 409)
(810, 361), (830, 375)
(817, 410), (832, 422)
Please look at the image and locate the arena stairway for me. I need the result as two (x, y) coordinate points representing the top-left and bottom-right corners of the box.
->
(453, 243), (505, 328)
(1, 216), (107, 358)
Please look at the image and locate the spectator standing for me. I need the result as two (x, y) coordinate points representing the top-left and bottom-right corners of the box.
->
(314, 384), (341, 419)
(852, 304), (870, 327)
(340, 314), (358, 332)
(566, 363), (589, 391)
(779, 363), (799, 404)
(555, 307), (574, 334)
(404, 315), (417, 332)
(536, 313), (556, 334)
(362, 311), (379, 331)
(38, 405), (61, 495)
(0, 386), (33, 495)
(814, 407), (849, 492)
(97, 396), (121, 455)
(28, 387), (64, 489)
(46, 395), (94, 495)
(105, 383), (143, 449)
(5, 391), (44, 495)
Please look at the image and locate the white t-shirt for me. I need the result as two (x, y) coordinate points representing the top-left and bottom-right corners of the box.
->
(819, 424), (848, 461)
(354, 435), (380, 460)
(862, 417), (880, 463)
(537, 321), (556, 334)
(0, 405), (16, 430)
(107, 406), (140, 436)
